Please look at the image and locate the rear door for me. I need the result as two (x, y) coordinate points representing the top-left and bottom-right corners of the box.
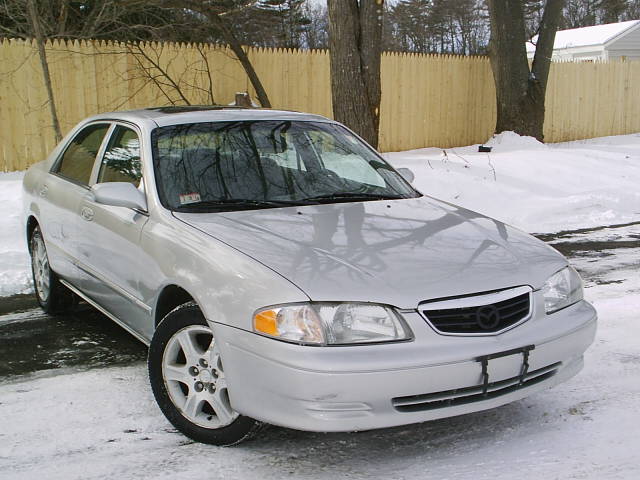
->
(75, 123), (153, 339)
(40, 122), (111, 287)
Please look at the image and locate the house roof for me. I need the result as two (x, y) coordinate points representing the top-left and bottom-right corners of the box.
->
(526, 19), (640, 52)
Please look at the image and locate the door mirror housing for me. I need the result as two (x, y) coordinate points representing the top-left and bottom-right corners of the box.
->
(91, 182), (148, 212)
(397, 168), (415, 184)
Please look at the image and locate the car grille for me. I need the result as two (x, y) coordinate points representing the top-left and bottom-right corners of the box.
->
(421, 290), (531, 334)
(392, 362), (561, 413)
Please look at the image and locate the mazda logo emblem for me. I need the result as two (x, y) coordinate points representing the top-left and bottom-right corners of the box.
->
(476, 305), (501, 330)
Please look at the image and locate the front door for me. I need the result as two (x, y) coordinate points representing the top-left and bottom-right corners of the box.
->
(75, 123), (154, 339)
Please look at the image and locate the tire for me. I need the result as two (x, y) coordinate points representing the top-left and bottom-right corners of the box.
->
(29, 225), (75, 314)
(148, 302), (262, 446)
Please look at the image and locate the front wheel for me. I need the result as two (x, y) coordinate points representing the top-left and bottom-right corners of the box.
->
(148, 302), (262, 445)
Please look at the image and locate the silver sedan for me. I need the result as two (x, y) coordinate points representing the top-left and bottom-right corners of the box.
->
(23, 107), (597, 445)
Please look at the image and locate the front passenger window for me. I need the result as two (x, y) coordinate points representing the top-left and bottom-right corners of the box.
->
(97, 126), (142, 187)
(55, 123), (110, 185)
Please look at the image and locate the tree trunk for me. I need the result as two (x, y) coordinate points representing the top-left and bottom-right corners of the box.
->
(26, 0), (63, 143)
(327, 0), (383, 149)
(487, 0), (564, 141)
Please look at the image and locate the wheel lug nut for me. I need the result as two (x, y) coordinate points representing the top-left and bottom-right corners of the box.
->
(208, 384), (216, 393)
(189, 366), (199, 376)
(194, 381), (204, 392)
(199, 359), (208, 368)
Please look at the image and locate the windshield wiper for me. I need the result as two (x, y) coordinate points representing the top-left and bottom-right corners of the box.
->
(175, 198), (304, 211)
(301, 192), (405, 203)
(175, 193), (405, 211)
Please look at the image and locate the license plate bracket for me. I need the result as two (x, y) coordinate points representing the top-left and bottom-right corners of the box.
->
(475, 345), (535, 396)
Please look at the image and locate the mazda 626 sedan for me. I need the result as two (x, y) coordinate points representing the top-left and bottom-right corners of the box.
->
(23, 106), (597, 445)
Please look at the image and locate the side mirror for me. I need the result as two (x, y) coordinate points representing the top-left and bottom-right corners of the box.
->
(397, 168), (415, 184)
(91, 182), (147, 212)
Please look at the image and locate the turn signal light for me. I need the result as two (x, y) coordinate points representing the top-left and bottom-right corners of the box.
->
(254, 309), (278, 335)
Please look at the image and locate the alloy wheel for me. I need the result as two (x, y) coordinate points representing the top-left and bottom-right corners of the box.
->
(162, 325), (239, 429)
(31, 233), (50, 303)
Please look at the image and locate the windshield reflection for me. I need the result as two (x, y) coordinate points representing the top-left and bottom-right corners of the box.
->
(151, 120), (418, 211)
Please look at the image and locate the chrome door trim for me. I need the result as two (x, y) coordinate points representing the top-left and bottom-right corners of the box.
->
(60, 279), (150, 346)
(73, 259), (152, 313)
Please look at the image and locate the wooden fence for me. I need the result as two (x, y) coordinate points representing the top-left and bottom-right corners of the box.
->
(1, 38), (639, 171)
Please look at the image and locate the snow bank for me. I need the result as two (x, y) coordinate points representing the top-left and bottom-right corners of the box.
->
(0, 172), (30, 297)
(384, 132), (640, 234)
(485, 130), (548, 151)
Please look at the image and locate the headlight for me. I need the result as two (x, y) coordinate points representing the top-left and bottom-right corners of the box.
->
(541, 266), (583, 314)
(253, 303), (412, 345)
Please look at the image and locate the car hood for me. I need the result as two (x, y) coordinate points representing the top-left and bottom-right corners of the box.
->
(174, 197), (566, 308)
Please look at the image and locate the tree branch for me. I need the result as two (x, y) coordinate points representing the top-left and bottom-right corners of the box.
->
(531, 0), (565, 94)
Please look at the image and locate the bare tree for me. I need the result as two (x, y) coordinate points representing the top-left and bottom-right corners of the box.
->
(562, 0), (602, 27)
(203, 8), (272, 107)
(625, 0), (640, 19)
(301, 2), (328, 49)
(487, 0), (565, 141)
(387, 0), (433, 53)
(600, 0), (628, 22)
(1, 0), (201, 42)
(25, 0), (62, 142)
(5, 0), (274, 108)
(1, 0), (204, 141)
(137, 0), (272, 107)
(327, 0), (384, 149)
(384, 0), (489, 55)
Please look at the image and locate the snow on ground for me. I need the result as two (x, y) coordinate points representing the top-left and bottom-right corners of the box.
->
(0, 172), (30, 297)
(0, 247), (638, 480)
(384, 131), (640, 234)
(0, 134), (639, 478)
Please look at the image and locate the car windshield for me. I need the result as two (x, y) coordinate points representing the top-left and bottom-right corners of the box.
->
(151, 120), (419, 212)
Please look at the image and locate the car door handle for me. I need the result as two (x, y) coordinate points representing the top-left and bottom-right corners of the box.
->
(80, 206), (94, 222)
(39, 185), (48, 197)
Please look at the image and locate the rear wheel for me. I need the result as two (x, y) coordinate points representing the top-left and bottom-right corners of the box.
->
(149, 302), (262, 445)
(30, 226), (75, 314)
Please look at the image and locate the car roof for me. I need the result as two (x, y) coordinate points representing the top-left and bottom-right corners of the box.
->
(85, 106), (334, 128)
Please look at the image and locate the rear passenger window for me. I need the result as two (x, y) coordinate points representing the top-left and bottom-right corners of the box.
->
(97, 126), (142, 187)
(55, 124), (110, 185)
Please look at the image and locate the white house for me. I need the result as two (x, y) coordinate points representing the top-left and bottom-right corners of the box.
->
(526, 20), (640, 61)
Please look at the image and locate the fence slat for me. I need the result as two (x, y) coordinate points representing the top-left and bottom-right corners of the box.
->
(1, 39), (640, 171)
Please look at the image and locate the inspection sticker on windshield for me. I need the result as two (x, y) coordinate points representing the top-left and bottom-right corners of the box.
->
(179, 192), (201, 205)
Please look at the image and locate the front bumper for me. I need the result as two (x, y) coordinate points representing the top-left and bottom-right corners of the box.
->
(214, 298), (597, 432)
